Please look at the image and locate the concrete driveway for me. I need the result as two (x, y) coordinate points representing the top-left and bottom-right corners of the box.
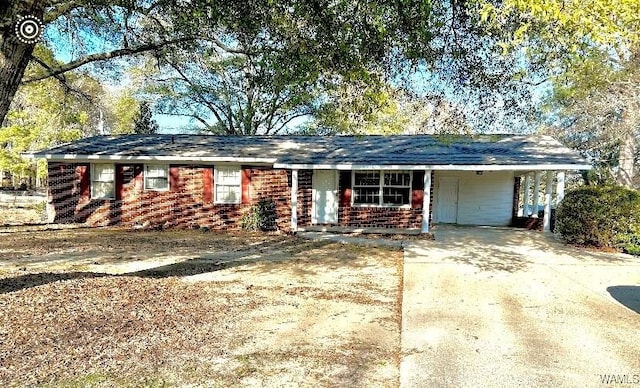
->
(401, 226), (640, 387)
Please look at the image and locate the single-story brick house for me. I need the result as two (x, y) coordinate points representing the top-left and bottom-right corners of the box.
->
(26, 134), (590, 233)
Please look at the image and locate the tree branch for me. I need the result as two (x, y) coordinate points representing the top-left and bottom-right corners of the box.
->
(44, 1), (86, 23)
(29, 55), (96, 103)
(29, 55), (68, 85)
(22, 36), (196, 83)
(272, 111), (311, 134)
(159, 111), (212, 129)
(165, 61), (227, 127)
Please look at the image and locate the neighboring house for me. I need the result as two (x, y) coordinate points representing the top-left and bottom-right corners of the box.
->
(26, 135), (590, 233)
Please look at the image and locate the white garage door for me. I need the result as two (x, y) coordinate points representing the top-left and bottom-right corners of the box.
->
(435, 171), (514, 226)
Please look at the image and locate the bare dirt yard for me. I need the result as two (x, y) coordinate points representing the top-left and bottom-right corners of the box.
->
(0, 228), (403, 387)
(0, 206), (44, 225)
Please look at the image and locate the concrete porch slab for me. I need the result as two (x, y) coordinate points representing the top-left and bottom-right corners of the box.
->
(297, 225), (421, 235)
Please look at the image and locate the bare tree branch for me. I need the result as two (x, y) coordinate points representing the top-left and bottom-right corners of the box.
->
(44, 1), (86, 23)
(29, 55), (96, 103)
(165, 61), (227, 127)
(159, 111), (212, 129)
(22, 37), (196, 83)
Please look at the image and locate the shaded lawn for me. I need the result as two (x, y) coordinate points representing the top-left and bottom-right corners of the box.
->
(0, 229), (403, 387)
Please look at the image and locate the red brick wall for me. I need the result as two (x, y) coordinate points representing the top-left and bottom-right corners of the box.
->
(337, 207), (423, 228)
(335, 170), (427, 229)
(48, 163), (434, 231)
(246, 167), (291, 231)
(48, 163), (294, 232)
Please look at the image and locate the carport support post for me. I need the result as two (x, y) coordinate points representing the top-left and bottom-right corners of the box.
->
(523, 174), (531, 216)
(556, 171), (565, 204)
(532, 172), (541, 218)
(421, 169), (431, 233)
(543, 171), (553, 233)
(291, 169), (298, 233)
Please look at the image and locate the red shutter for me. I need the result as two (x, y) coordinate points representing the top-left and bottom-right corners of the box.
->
(115, 165), (124, 200)
(411, 171), (425, 209)
(134, 164), (144, 192)
(203, 167), (213, 202)
(78, 164), (90, 199)
(170, 166), (180, 192)
(241, 168), (251, 204)
(339, 171), (352, 207)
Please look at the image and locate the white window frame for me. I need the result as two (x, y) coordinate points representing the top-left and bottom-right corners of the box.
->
(352, 170), (381, 206)
(143, 164), (170, 192)
(91, 163), (115, 199)
(214, 165), (242, 204)
(351, 170), (412, 208)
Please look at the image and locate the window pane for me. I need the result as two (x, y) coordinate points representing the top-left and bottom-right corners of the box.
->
(353, 187), (380, 204)
(383, 187), (410, 205)
(146, 177), (168, 190)
(94, 164), (114, 182)
(146, 165), (168, 178)
(92, 182), (114, 198)
(215, 166), (241, 203)
(216, 184), (240, 203)
(354, 172), (380, 186)
(92, 164), (115, 198)
(384, 172), (410, 186)
(217, 167), (241, 184)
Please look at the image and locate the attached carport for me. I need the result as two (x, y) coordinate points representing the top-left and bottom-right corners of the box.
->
(431, 167), (577, 232)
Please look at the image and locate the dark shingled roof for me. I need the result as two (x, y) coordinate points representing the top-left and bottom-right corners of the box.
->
(29, 134), (590, 167)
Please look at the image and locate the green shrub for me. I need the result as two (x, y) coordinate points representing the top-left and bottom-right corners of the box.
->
(618, 233), (640, 255)
(240, 198), (277, 231)
(555, 185), (640, 255)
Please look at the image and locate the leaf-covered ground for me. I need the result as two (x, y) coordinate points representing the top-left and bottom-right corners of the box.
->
(0, 229), (402, 387)
(0, 206), (43, 225)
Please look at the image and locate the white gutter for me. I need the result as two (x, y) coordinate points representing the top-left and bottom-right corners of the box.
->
(21, 153), (591, 171)
(22, 153), (277, 164)
(272, 163), (592, 171)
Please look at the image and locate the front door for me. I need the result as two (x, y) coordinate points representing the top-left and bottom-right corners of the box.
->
(312, 170), (338, 224)
(437, 177), (458, 223)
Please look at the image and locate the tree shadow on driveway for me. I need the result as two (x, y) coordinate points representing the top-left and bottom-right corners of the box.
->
(607, 286), (640, 314)
(447, 248), (531, 272)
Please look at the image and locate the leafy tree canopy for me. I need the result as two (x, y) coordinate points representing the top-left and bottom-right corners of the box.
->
(1, 45), (141, 180)
(479, 0), (640, 187)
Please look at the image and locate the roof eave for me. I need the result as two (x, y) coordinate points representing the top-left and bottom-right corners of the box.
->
(23, 153), (278, 165)
(273, 163), (592, 171)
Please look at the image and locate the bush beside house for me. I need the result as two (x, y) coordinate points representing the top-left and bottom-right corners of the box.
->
(240, 199), (278, 231)
(555, 186), (640, 255)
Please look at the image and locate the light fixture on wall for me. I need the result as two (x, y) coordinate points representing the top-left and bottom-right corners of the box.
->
(476, 171), (484, 175)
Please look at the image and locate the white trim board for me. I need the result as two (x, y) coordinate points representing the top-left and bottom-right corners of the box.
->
(23, 153), (276, 164)
(273, 163), (592, 171)
(22, 153), (591, 171)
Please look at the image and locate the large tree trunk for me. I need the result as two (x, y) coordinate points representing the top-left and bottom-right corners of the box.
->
(617, 131), (637, 188)
(0, 1), (45, 126)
